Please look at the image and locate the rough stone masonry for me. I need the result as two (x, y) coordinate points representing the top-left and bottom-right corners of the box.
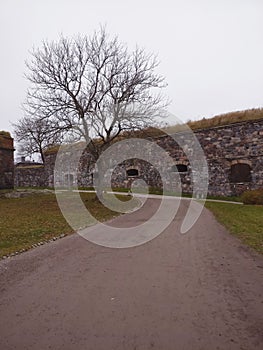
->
(14, 118), (263, 196)
(0, 131), (14, 189)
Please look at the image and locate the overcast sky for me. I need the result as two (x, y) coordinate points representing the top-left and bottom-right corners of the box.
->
(0, 0), (262, 133)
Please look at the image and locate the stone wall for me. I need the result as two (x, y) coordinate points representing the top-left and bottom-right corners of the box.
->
(14, 118), (263, 196)
(195, 119), (263, 195)
(0, 132), (14, 189)
(14, 165), (46, 188)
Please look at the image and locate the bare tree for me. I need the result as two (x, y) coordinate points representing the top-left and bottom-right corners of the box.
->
(13, 117), (63, 163)
(23, 27), (168, 160)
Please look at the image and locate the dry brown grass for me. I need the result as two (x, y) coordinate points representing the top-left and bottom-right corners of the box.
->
(0, 131), (11, 137)
(187, 108), (263, 130)
(44, 108), (263, 155)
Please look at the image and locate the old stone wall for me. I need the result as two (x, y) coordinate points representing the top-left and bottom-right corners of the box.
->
(14, 165), (46, 188)
(195, 119), (263, 195)
(14, 118), (263, 196)
(0, 132), (14, 189)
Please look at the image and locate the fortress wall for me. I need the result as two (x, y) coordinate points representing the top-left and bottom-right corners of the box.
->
(196, 119), (263, 195)
(14, 118), (263, 196)
(0, 132), (14, 189)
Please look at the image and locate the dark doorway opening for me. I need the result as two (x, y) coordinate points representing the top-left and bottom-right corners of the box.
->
(230, 163), (252, 183)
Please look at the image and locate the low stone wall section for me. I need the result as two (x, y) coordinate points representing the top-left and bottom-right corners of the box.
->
(14, 165), (47, 188)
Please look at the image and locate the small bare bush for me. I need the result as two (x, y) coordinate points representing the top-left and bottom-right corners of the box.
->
(241, 189), (263, 205)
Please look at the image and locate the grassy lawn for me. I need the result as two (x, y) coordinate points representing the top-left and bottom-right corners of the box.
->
(205, 202), (263, 254)
(0, 192), (138, 258)
(1, 190), (262, 258)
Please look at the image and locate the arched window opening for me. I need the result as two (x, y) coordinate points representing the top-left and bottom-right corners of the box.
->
(171, 164), (188, 173)
(230, 163), (252, 183)
(127, 168), (139, 177)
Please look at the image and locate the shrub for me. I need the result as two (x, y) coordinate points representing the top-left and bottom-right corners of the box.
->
(241, 189), (263, 205)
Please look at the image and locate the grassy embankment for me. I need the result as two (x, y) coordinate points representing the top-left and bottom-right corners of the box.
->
(205, 201), (263, 254)
(0, 192), (138, 258)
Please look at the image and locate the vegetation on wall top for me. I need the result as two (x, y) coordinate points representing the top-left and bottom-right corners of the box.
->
(43, 108), (263, 154)
(187, 108), (263, 130)
(0, 131), (11, 138)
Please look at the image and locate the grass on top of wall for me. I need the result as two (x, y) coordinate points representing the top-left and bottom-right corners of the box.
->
(187, 108), (263, 130)
(0, 131), (11, 137)
(44, 108), (263, 155)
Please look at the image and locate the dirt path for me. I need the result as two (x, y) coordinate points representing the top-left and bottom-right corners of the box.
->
(0, 199), (262, 350)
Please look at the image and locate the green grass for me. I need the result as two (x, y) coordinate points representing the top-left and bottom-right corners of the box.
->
(0, 192), (139, 258)
(2, 189), (261, 257)
(111, 188), (241, 201)
(206, 195), (241, 202)
(205, 202), (263, 254)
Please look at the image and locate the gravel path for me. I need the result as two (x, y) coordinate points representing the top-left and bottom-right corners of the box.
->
(0, 199), (262, 350)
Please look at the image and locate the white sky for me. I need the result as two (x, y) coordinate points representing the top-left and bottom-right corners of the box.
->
(0, 0), (262, 133)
